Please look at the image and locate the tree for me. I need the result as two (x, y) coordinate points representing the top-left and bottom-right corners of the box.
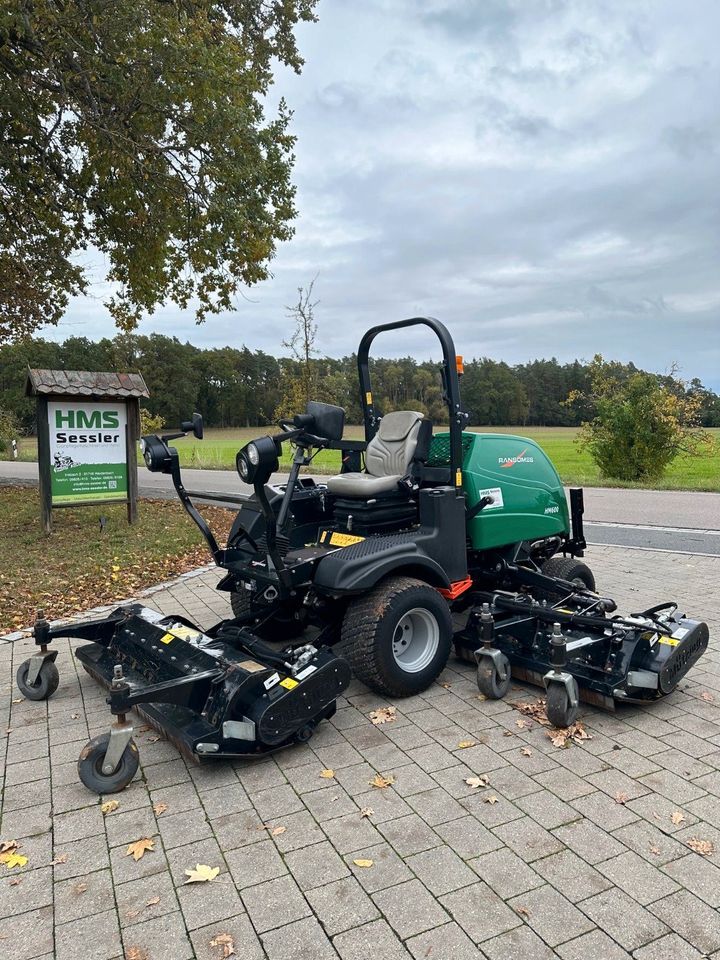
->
(0, 0), (317, 340)
(568, 355), (712, 482)
(274, 277), (330, 419)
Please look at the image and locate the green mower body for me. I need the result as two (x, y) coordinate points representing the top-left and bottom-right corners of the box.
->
(431, 432), (569, 550)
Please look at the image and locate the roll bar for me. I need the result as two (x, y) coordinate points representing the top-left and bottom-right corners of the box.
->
(356, 316), (467, 490)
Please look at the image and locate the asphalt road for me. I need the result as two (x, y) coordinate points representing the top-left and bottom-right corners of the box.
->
(2, 460), (719, 555)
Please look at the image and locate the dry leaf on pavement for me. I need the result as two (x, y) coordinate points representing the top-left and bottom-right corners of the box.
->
(0, 850), (27, 870)
(209, 933), (236, 958)
(101, 800), (119, 815)
(126, 838), (155, 862)
(360, 808), (374, 818)
(368, 706), (397, 725)
(125, 948), (149, 960)
(513, 699), (551, 726)
(465, 775), (490, 789)
(370, 773), (395, 789)
(686, 837), (715, 856)
(51, 854), (68, 865)
(319, 769), (335, 779)
(74, 882), (88, 894)
(700, 692), (714, 702)
(521, 748), (532, 757)
(515, 906), (530, 917)
(153, 802), (168, 816)
(614, 792), (630, 805)
(353, 859), (374, 868)
(146, 897), (161, 907)
(483, 795), (499, 805)
(670, 811), (686, 826)
(184, 864), (220, 884)
(457, 740), (476, 749)
(9, 877), (21, 886)
(0, 841), (17, 855)
(546, 722), (591, 749)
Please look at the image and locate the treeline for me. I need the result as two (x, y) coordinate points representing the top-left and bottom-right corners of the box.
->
(2, 334), (719, 432)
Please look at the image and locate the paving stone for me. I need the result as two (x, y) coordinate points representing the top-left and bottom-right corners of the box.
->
(252, 782), (305, 820)
(354, 786), (412, 823)
(306, 875), (380, 936)
(478, 763), (540, 800)
(387, 762), (438, 797)
(333, 918), (408, 960)
(199, 781), (251, 818)
(440, 881), (522, 943)
(190, 913), (265, 960)
(105, 805), (158, 848)
(515, 788), (581, 829)
(492, 815), (564, 862)
(469, 848), (545, 899)
(649, 889), (720, 954)
(53, 804), (105, 843)
(346, 840), (413, 894)
(114, 869), (179, 927)
(0, 803), (52, 839)
(553, 818), (626, 864)
(271, 810), (326, 853)
(638, 769), (708, 805)
(603, 747), (663, 779)
(262, 914), (339, 960)
(406, 844), (478, 896)
(482, 925), (557, 960)
(376, 813), (442, 857)
(321, 811), (382, 854)
(225, 837), (287, 890)
(54, 868), (115, 925)
(407, 920), (484, 959)
(109, 835), (168, 886)
(177, 865), (245, 930)
(626, 794), (699, 834)
(241, 874), (311, 933)
(532, 848), (613, 903)
(570, 790), (640, 830)
(461, 791), (525, 828)
(634, 933), (706, 960)
(611, 819), (688, 866)
(120, 909), (194, 960)
(507, 883), (594, 947)
(662, 852), (720, 906)
(373, 878), (450, 939)
(579, 888), (669, 951)
(556, 929), (632, 960)
(285, 839), (350, 891)
(597, 850), (680, 905)
(56, 908), (122, 960)
(0, 865), (53, 920)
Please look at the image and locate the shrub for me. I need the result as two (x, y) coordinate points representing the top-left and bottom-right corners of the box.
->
(140, 408), (165, 436)
(0, 407), (19, 458)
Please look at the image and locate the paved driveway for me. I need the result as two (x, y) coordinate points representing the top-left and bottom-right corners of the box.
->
(2, 544), (720, 960)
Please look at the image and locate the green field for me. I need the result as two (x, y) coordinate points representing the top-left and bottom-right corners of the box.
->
(15, 426), (720, 492)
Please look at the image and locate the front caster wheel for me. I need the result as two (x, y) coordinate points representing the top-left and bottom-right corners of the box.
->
(546, 681), (579, 728)
(78, 733), (140, 794)
(476, 653), (511, 699)
(16, 658), (59, 701)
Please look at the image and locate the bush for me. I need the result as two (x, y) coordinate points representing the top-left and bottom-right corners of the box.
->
(568, 356), (712, 482)
(140, 408), (165, 436)
(0, 407), (19, 458)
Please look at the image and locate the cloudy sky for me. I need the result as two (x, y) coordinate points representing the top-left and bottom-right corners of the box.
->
(53, 0), (720, 387)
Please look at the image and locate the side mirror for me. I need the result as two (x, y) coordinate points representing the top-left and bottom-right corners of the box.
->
(180, 412), (204, 439)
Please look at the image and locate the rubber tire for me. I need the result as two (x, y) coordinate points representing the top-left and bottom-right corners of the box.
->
(16, 658), (60, 701)
(230, 590), (306, 640)
(536, 557), (596, 602)
(476, 653), (511, 699)
(546, 683), (579, 728)
(339, 576), (452, 697)
(77, 733), (140, 795)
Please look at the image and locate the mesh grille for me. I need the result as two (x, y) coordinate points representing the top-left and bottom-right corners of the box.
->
(426, 433), (474, 467)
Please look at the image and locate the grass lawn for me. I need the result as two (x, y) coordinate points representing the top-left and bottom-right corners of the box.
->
(0, 485), (232, 632)
(15, 425), (720, 491)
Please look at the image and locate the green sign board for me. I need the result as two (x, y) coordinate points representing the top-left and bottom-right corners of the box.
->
(48, 401), (128, 504)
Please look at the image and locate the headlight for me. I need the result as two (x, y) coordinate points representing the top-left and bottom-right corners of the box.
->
(237, 455), (249, 480)
(247, 443), (260, 466)
(236, 436), (279, 486)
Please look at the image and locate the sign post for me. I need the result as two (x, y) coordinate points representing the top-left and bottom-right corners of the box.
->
(26, 370), (149, 532)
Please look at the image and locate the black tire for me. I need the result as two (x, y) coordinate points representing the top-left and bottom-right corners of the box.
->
(77, 733), (140, 794)
(230, 590), (306, 640)
(339, 576), (452, 697)
(16, 658), (60, 701)
(546, 682), (579, 728)
(476, 653), (511, 699)
(535, 557), (596, 602)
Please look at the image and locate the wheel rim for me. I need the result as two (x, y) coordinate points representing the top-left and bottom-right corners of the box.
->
(391, 607), (440, 673)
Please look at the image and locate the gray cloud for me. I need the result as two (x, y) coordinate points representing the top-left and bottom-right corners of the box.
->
(54, 0), (720, 387)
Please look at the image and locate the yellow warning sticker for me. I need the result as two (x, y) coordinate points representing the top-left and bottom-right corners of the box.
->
(159, 632), (174, 645)
(456, 469), (463, 487)
(658, 636), (680, 646)
(329, 532), (366, 547)
(366, 391), (372, 404)
(280, 677), (299, 690)
(168, 624), (200, 640)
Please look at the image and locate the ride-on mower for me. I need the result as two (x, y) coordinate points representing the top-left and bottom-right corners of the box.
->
(17, 318), (709, 794)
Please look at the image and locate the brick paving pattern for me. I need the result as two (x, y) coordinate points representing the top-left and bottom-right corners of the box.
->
(1, 543), (720, 959)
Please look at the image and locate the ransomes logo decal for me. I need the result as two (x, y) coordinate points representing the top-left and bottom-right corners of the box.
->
(498, 448), (534, 468)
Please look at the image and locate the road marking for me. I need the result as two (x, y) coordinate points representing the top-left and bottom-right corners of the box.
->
(586, 520), (720, 536)
(587, 540), (720, 558)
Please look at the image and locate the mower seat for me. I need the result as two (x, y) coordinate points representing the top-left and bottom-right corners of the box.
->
(326, 410), (426, 497)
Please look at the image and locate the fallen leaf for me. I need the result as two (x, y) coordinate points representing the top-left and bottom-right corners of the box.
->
(209, 932), (236, 958)
(51, 854), (68, 865)
(465, 775), (490, 789)
(152, 802), (168, 817)
(368, 706), (397, 725)
(457, 740), (476, 749)
(147, 736), (162, 743)
(126, 838), (155, 862)
(269, 826), (286, 837)
(614, 792), (630, 805)
(476, 694), (487, 702)
(71, 713), (80, 720)
(370, 773), (395, 789)
(545, 722), (592, 749)
(319, 769), (335, 779)
(649, 845), (661, 856)
(515, 718), (530, 729)
(353, 859), (374, 868)
(74, 882), (88, 894)
(521, 748), (532, 757)
(101, 800), (119, 815)
(125, 910), (141, 920)
(125, 947), (149, 960)
(513, 699), (551, 726)
(11, 698), (23, 704)
(670, 811), (686, 826)
(515, 905), (530, 917)
(700, 692), (714, 702)
(483, 795), (499, 804)
(8, 877), (21, 886)
(184, 863), (220, 884)
(440, 682), (452, 689)
(502, 730), (514, 738)
(360, 808), (374, 818)
(686, 837), (715, 856)
(0, 841), (17, 855)
(146, 896), (161, 907)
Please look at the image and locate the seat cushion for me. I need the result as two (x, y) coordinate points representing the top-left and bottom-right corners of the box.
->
(326, 472), (402, 497)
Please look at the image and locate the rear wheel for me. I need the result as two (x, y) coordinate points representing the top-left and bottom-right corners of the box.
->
(340, 576), (452, 697)
(535, 557), (596, 602)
